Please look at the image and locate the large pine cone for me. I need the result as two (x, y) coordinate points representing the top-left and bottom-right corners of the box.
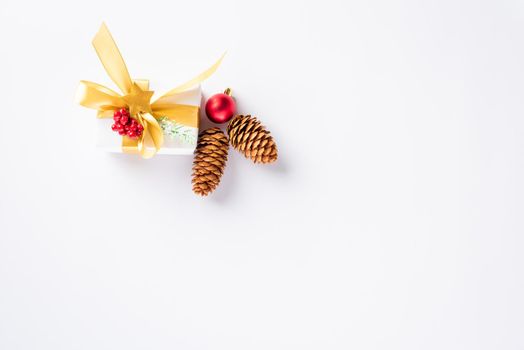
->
(192, 128), (229, 196)
(226, 115), (278, 164)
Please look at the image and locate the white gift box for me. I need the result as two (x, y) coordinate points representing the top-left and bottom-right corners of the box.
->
(96, 85), (201, 155)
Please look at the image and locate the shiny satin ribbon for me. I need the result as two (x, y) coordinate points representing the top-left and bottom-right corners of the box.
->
(76, 23), (224, 158)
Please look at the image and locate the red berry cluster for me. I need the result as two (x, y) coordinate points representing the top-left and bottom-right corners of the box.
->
(111, 108), (144, 139)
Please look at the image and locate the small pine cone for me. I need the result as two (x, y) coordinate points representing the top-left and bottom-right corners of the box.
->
(192, 128), (229, 196)
(227, 115), (278, 164)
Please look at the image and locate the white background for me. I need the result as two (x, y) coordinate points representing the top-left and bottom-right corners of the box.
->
(0, 0), (523, 349)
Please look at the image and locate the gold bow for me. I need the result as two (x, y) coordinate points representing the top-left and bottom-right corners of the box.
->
(76, 23), (224, 158)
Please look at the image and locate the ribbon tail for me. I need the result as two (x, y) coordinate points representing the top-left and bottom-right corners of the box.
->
(134, 113), (164, 158)
(158, 52), (225, 98)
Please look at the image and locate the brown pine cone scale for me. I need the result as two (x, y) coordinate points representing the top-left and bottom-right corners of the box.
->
(227, 115), (278, 164)
(192, 128), (229, 196)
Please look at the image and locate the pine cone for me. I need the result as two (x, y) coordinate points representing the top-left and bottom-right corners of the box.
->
(227, 115), (278, 164)
(192, 128), (229, 196)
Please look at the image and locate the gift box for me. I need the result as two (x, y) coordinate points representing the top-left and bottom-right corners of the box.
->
(77, 23), (222, 158)
(95, 86), (201, 155)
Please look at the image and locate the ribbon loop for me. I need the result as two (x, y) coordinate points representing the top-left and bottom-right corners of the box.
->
(76, 80), (126, 113)
(92, 23), (133, 94)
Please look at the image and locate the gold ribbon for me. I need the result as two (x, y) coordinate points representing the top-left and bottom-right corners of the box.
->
(76, 23), (224, 158)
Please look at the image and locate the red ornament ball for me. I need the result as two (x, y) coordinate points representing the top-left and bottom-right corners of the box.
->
(205, 89), (236, 124)
(111, 108), (143, 139)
